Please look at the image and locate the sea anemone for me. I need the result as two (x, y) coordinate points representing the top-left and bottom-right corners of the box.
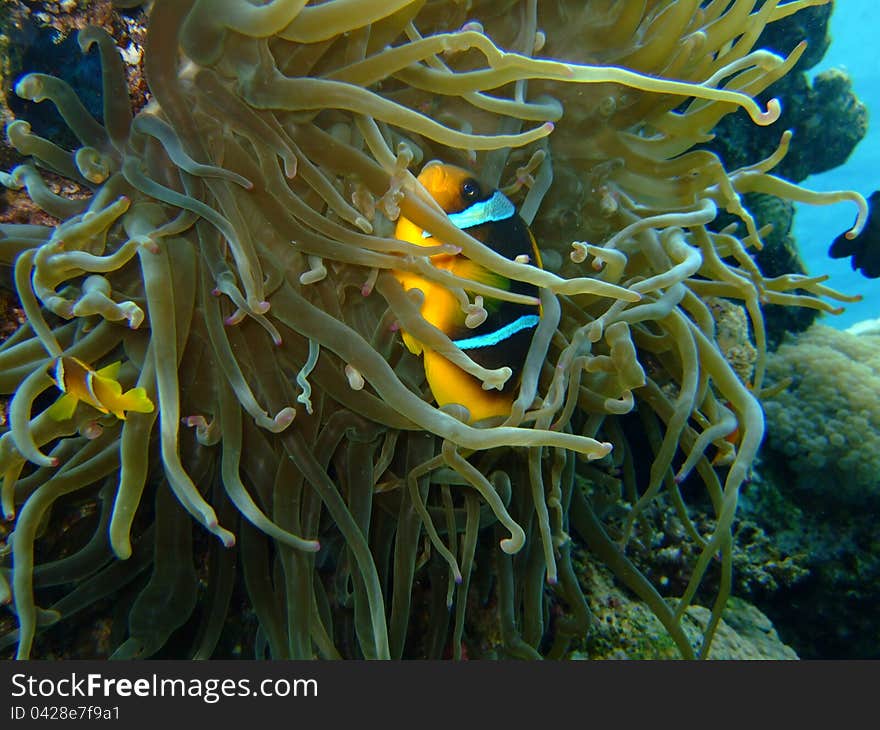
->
(0, 0), (865, 659)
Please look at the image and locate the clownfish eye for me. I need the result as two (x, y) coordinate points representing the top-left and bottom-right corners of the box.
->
(461, 179), (481, 201)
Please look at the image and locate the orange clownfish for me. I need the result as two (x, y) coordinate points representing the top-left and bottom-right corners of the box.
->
(47, 356), (155, 421)
(393, 162), (542, 421)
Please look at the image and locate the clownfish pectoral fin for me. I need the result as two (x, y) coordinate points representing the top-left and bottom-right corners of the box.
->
(450, 257), (508, 293)
(46, 393), (80, 422)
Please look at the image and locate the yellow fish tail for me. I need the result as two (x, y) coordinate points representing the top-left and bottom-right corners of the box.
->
(119, 387), (154, 414)
(105, 386), (155, 420)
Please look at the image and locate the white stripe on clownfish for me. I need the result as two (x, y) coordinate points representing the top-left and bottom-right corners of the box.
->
(452, 314), (540, 351)
(421, 190), (515, 238)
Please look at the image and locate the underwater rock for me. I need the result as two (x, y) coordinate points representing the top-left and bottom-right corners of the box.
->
(687, 599), (798, 660)
(739, 469), (880, 659)
(0, 1), (147, 161)
(742, 193), (822, 346)
(754, 0), (832, 72)
(594, 484), (807, 605)
(571, 563), (798, 660)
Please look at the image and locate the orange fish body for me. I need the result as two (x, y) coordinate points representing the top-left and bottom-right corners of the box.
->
(393, 162), (542, 421)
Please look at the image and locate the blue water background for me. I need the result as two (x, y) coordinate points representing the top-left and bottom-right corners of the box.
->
(793, 3), (880, 329)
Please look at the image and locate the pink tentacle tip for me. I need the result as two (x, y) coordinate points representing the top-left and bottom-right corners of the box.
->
(454, 573), (463, 585)
(759, 98), (782, 125)
(211, 288), (221, 297)
(209, 520), (236, 548)
(543, 122), (555, 133)
(82, 421), (103, 440)
(4, 510), (15, 521)
(389, 321), (401, 332)
(49, 457), (60, 467)
(361, 284), (374, 297)
(546, 575), (559, 586)
(254, 300), (271, 314)
(224, 309), (246, 326)
(274, 407), (296, 429)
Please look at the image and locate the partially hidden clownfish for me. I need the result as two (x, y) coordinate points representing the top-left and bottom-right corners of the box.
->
(46, 356), (155, 421)
(393, 161), (542, 421)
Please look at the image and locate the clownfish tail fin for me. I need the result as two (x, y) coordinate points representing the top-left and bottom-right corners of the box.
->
(112, 387), (155, 419)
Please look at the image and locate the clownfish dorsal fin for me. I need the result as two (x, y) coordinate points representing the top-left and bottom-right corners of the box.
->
(95, 361), (122, 380)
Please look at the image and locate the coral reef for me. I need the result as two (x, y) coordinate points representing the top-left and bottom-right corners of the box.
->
(0, 0), (866, 660)
(763, 325), (880, 502)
